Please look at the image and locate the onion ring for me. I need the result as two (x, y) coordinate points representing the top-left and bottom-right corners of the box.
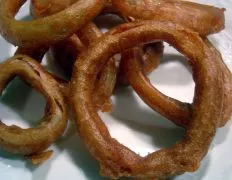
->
(117, 42), (163, 85)
(122, 39), (232, 128)
(31, 0), (119, 17)
(0, 0), (106, 47)
(77, 22), (117, 111)
(0, 55), (67, 155)
(30, 0), (117, 111)
(30, 0), (77, 18)
(51, 34), (84, 76)
(30, 0), (163, 85)
(111, 0), (225, 36)
(70, 21), (225, 179)
(50, 24), (116, 112)
(15, 47), (48, 62)
(203, 38), (232, 126)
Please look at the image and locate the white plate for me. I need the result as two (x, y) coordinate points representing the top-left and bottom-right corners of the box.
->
(0, 1), (231, 180)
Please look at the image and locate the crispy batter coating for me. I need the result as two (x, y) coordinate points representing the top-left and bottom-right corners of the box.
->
(122, 39), (232, 128)
(0, 0), (107, 47)
(31, 0), (163, 87)
(26, 150), (53, 165)
(117, 42), (163, 85)
(30, 0), (77, 18)
(70, 21), (225, 179)
(0, 55), (67, 155)
(112, 0), (225, 36)
(122, 47), (190, 128)
(30, 0), (117, 111)
(50, 24), (117, 111)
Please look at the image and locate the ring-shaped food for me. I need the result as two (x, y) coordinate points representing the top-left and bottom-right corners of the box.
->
(50, 24), (117, 111)
(0, 55), (67, 155)
(30, 0), (163, 87)
(122, 39), (232, 128)
(117, 42), (163, 85)
(0, 0), (106, 47)
(112, 0), (225, 36)
(30, 0), (117, 111)
(70, 21), (225, 179)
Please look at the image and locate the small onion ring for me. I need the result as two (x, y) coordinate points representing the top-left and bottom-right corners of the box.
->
(0, 55), (67, 155)
(0, 0), (106, 47)
(70, 21), (225, 179)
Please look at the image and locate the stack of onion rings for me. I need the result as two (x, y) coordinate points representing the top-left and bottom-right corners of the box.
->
(0, 0), (230, 179)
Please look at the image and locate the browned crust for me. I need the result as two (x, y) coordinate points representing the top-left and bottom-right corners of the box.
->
(112, 0), (225, 36)
(0, 0), (107, 47)
(0, 55), (67, 155)
(70, 21), (225, 179)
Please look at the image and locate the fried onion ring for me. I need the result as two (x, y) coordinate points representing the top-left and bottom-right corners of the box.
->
(0, 0), (106, 47)
(117, 42), (163, 85)
(30, 0), (77, 18)
(30, 0), (117, 111)
(30, 0), (163, 85)
(70, 21), (225, 179)
(50, 24), (116, 112)
(77, 22), (117, 111)
(0, 55), (67, 155)
(122, 39), (232, 128)
(111, 0), (225, 36)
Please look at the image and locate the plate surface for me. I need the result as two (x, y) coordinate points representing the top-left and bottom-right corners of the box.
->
(0, 1), (232, 180)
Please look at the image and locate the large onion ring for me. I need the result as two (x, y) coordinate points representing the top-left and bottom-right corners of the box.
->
(70, 21), (225, 179)
(122, 39), (232, 128)
(0, 0), (106, 47)
(111, 0), (225, 36)
(0, 55), (67, 155)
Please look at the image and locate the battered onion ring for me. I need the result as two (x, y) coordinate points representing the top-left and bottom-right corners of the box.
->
(31, 0), (118, 17)
(70, 21), (225, 179)
(0, 55), (67, 155)
(30, 0), (117, 111)
(15, 47), (70, 105)
(0, 0), (106, 47)
(50, 24), (116, 112)
(31, 0), (163, 84)
(51, 34), (84, 76)
(30, 0), (77, 18)
(15, 47), (48, 62)
(203, 38), (232, 125)
(111, 0), (225, 36)
(117, 42), (163, 85)
(122, 40), (232, 128)
(77, 22), (116, 111)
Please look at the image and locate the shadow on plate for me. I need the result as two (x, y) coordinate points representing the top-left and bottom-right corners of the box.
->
(173, 155), (211, 180)
(0, 77), (46, 127)
(111, 87), (185, 150)
(212, 120), (232, 147)
(28, 158), (52, 180)
(0, 36), (12, 63)
(151, 53), (193, 86)
(55, 124), (107, 180)
(20, 15), (33, 21)
(94, 14), (124, 31)
(111, 87), (214, 180)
